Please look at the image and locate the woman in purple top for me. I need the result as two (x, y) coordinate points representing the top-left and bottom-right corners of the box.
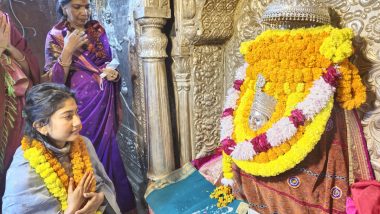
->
(44, 0), (135, 212)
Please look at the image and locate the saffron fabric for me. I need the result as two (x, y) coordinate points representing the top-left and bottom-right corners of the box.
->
(232, 107), (373, 214)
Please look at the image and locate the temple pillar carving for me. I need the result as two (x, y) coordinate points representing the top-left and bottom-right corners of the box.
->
(172, 44), (192, 164)
(135, 10), (174, 179)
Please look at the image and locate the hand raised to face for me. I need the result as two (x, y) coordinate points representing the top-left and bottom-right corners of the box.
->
(63, 29), (88, 54)
(0, 12), (10, 50)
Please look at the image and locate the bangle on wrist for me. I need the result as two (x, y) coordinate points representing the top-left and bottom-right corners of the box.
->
(58, 57), (72, 67)
(14, 55), (26, 62)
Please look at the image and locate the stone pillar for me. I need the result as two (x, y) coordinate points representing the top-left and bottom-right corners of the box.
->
(172, 53), (193, 164)
(136, 14), (175, 180)
(175, 72), (192, 164)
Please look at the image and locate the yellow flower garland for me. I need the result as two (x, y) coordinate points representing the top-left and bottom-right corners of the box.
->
(319, 28), (354, 63)
(222, 25), (365, 178)
(223, 98), (334, 178)
(240, 25), (365, 110)
(21, 136), (96, 211)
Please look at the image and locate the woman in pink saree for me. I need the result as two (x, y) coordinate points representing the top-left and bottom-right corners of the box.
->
(43, 0), (135, 212)
(0, 11), (40, 177)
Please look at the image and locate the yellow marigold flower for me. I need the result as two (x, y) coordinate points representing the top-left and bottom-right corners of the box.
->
(240, 40), (254, 55)
(21, 136), (96, 211)
(221, 26), (365, 209)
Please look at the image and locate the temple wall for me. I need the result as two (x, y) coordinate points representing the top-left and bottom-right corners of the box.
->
(1, 0), (380, 212)
(170, 0), (380, 180)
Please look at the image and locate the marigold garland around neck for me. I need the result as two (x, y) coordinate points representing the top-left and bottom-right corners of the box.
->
(218, 25), (366, 183)
(21, 136), (96, 211)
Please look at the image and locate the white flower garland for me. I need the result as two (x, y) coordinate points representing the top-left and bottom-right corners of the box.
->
(220, 64), (339, 161)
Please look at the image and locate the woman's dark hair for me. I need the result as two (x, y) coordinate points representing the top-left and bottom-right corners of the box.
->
(23, 82), (76, 139)
(56, 0), (71, 19)
(56, 0), (93, 21)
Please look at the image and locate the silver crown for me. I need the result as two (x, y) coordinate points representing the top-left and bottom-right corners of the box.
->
(251, 74), (277, 119)
(261, 0), (330, 28)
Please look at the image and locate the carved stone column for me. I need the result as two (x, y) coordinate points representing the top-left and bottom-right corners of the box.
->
(175, 72), (192, 164)
(136, 16), (175, 180)
(172, 44), (192, 164)
(171, 0), (240, 160)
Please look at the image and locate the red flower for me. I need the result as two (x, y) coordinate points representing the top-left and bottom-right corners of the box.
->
(233, 80), (244, 91)
(289, 109), (305, 127)
(323, 65), (341, 86)
(218, 138), (236, 155)
(222, 108), (234, 117)
(251, 134), (271, 153)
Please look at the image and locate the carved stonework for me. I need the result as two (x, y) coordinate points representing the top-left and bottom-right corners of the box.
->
(183, 0), (240, 45)
(170, 0), (380, 168)
(320, 0), (380, 180)
(138, 18), (168, 58)
(171, 0), (242, 160)
(146, 0), (169, 8)
(172, 71), (192, 164)
(224, 0), (269, 91)
(137, 16), (175, 180)
(192, 45), (224, 157)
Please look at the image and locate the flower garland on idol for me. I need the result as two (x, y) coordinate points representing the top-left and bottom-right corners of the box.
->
(210, 25), (367, 205)
(21, 136), (97, 212)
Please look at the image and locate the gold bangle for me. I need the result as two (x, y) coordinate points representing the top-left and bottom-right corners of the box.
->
(58, 57), (71, 67)
(14, 55), (26, 62)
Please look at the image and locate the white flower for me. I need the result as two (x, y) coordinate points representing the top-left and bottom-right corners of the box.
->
(221, 178), (234, 187)
(231, 141), (256, 160)
(267, 118), (297, 147)
(220, 116), (234, 140)
(224, 89), (240, 109)
(235, 63), (248, 80)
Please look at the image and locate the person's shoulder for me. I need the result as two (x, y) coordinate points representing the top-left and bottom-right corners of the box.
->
(5, 147), (40, 192)
(9, 146), (28, 167)
(80, 135), (95, 151)
(7, 146), (34, 177)
(80, 135), (92, 144)
(47, 21), (65, 36)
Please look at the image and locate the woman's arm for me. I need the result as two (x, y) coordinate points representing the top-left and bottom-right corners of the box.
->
(8, 18), (40, 84)
(0, 12), (37, 80)
(6, 44), (30, 76)
(44, 29), (88, 83)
